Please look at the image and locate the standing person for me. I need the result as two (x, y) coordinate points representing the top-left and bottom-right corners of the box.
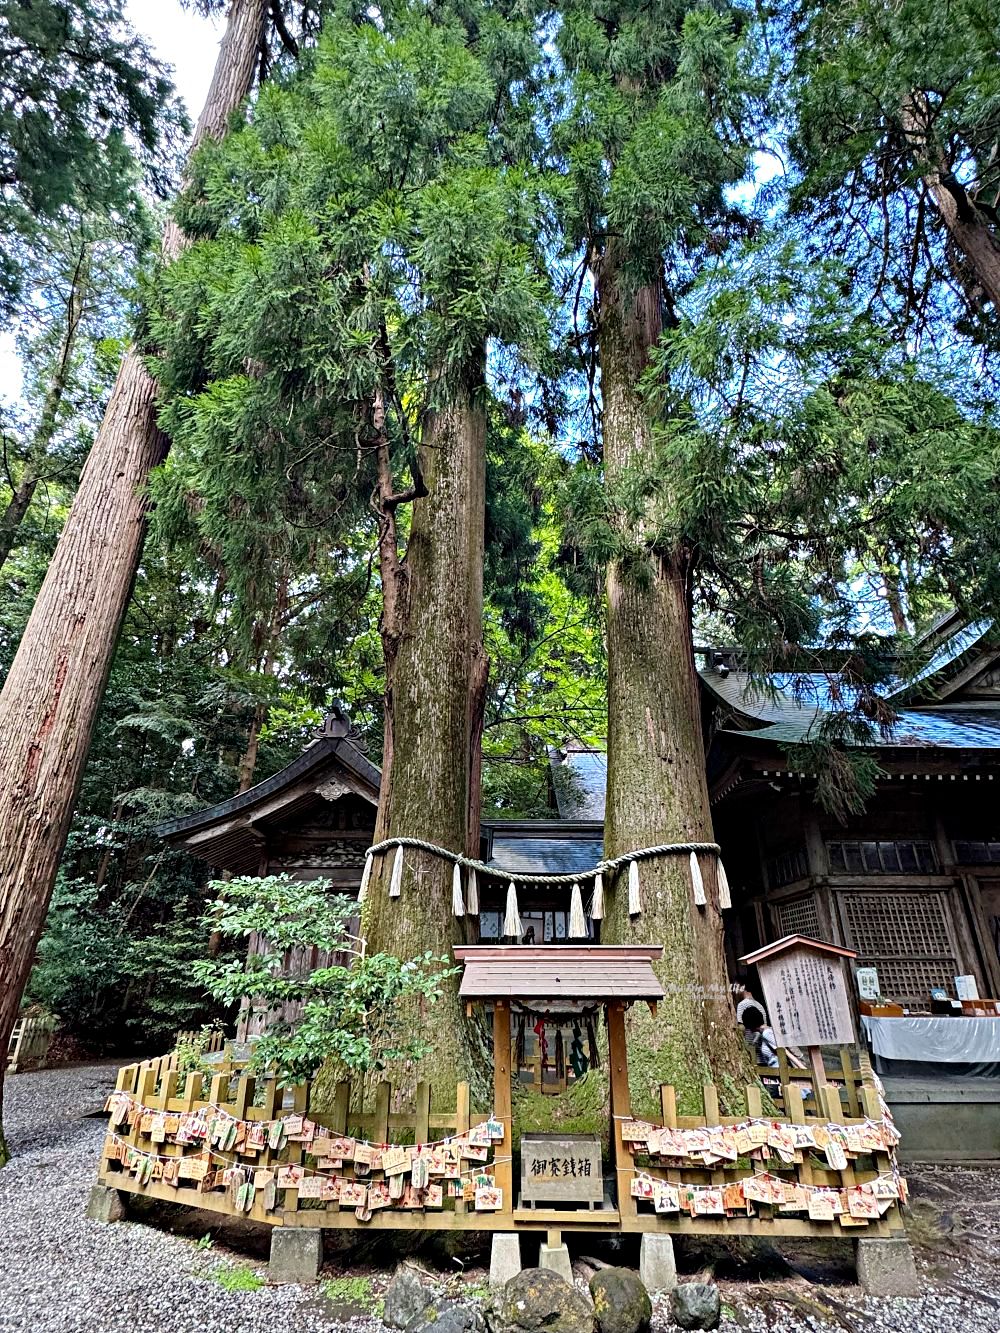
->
(740, 1003), (779, 1067)
(734, 978), (768, 1027)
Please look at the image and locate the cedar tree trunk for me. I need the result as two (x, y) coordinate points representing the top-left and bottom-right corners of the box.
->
(595, 248), (752, 1117)
(0, 0), (268, 1166)
(0, 242), (89, 573)
(362, 357), (489, 1101)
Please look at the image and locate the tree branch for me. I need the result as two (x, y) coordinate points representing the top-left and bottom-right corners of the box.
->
(269, 0), (300, 56)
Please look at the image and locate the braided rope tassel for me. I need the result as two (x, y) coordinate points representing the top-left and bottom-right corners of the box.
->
(568, 882), (587, 938)
(717, 858), (732, 910)
(690, 851), (706, 907)
(357, 850), (373, 904)
(466, 867), (479, 915)
(503, 882), (522, 939)
(389, 845), (403, 898)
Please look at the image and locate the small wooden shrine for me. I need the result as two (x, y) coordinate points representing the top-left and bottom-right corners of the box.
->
(455, 944), (664, 1222)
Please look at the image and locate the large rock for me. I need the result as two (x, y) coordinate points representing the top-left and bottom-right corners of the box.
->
(670, 1283), (720, 1331)
(409, 1300), (486, 1333)
(489, 1267), (594, 1333)
(385, 1266), (436, 1330)
(589, 1268), (651, 1333)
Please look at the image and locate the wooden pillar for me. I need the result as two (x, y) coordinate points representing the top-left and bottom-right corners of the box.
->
(606, 1001), (635, 1218)
(807, 1045), (827, 1100)
(493, 1000), (514, 1214)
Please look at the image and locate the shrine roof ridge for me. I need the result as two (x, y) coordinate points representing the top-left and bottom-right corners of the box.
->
(739, 935), (858, 965)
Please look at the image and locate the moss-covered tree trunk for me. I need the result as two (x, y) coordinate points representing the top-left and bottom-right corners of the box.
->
(596, 249), (752, 1117)
(0, 0), (268, 1167)
(362, 357), (488, 1101)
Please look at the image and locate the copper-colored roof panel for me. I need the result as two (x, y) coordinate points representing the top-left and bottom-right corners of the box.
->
(454, 945), (664, 1002)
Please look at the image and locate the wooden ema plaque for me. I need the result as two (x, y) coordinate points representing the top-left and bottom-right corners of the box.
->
(521, 1132), (602, 1206)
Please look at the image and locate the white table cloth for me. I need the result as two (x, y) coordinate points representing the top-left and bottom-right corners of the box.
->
(861, 1014), (1000, 1063)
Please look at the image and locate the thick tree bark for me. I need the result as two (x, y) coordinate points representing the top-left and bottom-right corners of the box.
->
(901, 96), (1000, 313)
(362, 357), (488, 1102)
(0, 0), (268, 1166)
(595, 247), (752, 1117)
(0, 242), (89, 573)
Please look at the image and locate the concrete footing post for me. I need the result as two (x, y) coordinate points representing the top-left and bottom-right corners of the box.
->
(855, 1238), (919, 1297)
(269, 1227), (323, 1284)
(538, 1243), (573, 1284)
(639, 1233), (677, 1293)
(489, 1233), (522, 1288)
(85, 1183), (127, 1224)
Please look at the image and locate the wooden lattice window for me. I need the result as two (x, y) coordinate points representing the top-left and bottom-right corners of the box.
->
(827, 840), (938, 874)
(765, 847), (809, 888)
(774, 894), (822, 940)
(954, 841), (1000, 865)
(838, 890), (959, 1006)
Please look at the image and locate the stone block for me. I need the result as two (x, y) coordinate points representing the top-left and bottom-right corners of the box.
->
(85, 1184), (126, 1224)
(269, 1226), (323, 1284)
(671, 1282), (720, 1331)
(490, 1233), (522, 1288)
(538, 1243), (573, 1284)
(590, 1266), (651, 1333)
(855, 1238), (919, 1298)
(638, 1234), (676, 1294)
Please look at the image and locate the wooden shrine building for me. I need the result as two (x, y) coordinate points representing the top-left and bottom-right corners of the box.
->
(158, 616), (1000, 1019)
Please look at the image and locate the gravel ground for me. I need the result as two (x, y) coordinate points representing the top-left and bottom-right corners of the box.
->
(1, 1062), (999, 1333)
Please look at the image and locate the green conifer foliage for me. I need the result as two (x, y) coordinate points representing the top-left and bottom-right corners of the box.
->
(782, 0), (1000, 358)
(0, 0), (181, 313)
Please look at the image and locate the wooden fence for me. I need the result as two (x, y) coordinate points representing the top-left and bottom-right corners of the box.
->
(6, 1013), (56, 1073)
(173, 1029), (226, 1057)
(617, 1065), (906, 1239)
(97, 1050), (906, 1240)
(99, 1057), (496, 1231)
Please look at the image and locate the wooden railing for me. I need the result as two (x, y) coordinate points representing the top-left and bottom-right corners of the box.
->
(173, 1029), (225, 1056)
(99, 1057), (497, 1231)
(97, 1047), (906, 1240)
(6, 1013), (56, 1073)
(615, 1065), (906, 1238)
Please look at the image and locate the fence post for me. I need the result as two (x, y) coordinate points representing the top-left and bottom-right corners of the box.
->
(455, 1080), (470, 1215)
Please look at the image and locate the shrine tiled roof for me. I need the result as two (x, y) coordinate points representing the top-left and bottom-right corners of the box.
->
(722, 703), (1000, 749)
(488, 835), (604, 875)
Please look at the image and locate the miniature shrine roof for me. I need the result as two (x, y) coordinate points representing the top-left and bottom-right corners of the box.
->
(454, 945), (664, 1002)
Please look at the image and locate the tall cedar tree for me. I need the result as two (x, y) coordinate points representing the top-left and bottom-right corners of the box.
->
(782, 0), (1000, 360)
(0, 0), (179, 313)
(148, 6), (551, 1094)
(555, 0), (760, 1110)
(0, 0), (268, 1166)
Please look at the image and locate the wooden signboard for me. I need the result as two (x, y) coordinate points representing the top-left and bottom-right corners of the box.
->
(521, 1133), (603, 1206)
(741, 936), (856, 1048)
